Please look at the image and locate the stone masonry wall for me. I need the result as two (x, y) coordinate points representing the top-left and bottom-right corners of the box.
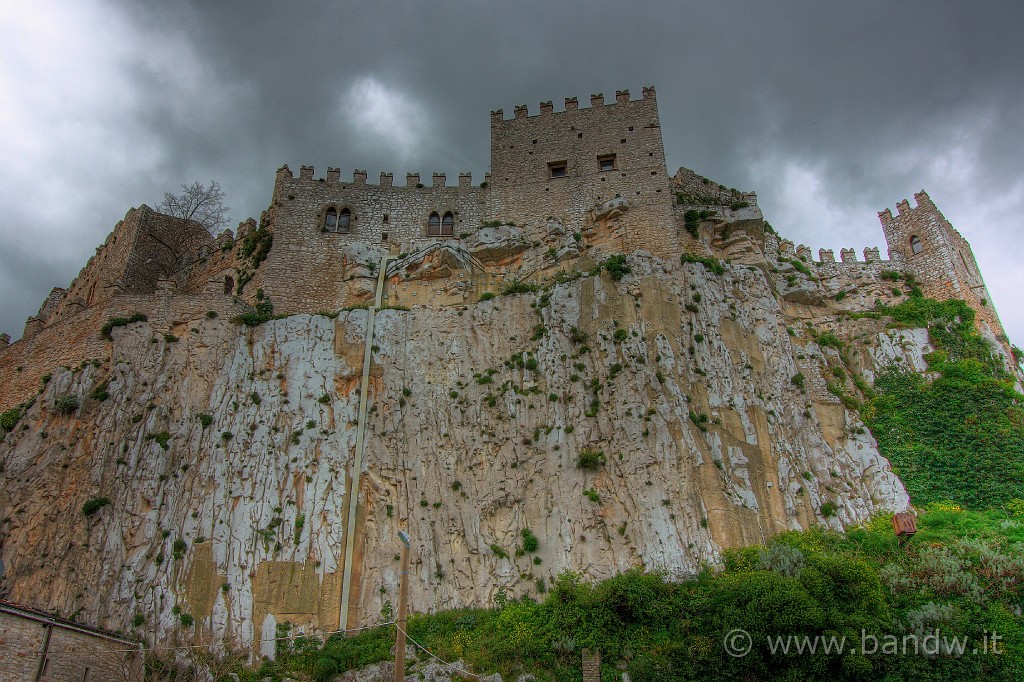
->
(0, 606), (142, 681)
(262, 166), (487, 315)
(488, 88), (677, 260)
(0, 290), (252, 412)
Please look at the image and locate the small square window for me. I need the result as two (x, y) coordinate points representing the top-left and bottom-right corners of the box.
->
(598, 155), (616, 172)
(548, 162), (567, 178)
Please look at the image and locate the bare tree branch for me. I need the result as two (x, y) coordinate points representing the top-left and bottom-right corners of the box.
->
(158, 181), (230, 236)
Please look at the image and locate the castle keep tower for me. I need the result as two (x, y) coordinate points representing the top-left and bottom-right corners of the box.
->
(879, 190), (1007, 340)
(488, 87), (676, 257)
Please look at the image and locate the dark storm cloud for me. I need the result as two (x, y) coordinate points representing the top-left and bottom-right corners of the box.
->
(2, 0), (1022, 343)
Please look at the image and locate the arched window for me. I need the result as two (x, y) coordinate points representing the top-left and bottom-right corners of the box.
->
(441, 212), (455, 236)
(427, 212), (441, 236)
(224, 275), (234, 295)
(325, 207), (352, 233)
(909, 235), (923, 255)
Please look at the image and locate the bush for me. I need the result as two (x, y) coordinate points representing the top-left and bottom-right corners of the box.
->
(82, 497), (110, 516)
(522, 528), (539, 553)
(729, 201), (750, 210)
(90, 382), (109, 401)
(100, 312), (147, 339)
(500, 280), (540, 295)
(197, 413), (213, 428)
(479, 292), (496, 301)
(820, 501), (838, 517)
(53, 395), (79, 415)
(312, 657), (339, 681)
(577, 448), (606, 470)
(1, 408), (22, 431)
(603, 254), (631, 281)
(681, 252), (725, 276)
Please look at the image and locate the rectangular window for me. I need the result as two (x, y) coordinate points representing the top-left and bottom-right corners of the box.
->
(598, 154), (616, 172)
(548, 161), (567, 178)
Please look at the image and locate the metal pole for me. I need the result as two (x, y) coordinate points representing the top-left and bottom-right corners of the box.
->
(394, 531), (411, 682)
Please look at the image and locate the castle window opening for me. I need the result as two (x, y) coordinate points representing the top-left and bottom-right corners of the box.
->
(598, 154), (616, 172)
(910, 235), (923, 254)
(548, 161), (567, 178)
(383, 214), (389, 223)
(224, 275), (234, 295)
(442, 212), (455, 236)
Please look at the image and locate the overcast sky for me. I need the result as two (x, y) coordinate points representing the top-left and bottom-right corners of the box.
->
(2, 1), (1022, 345)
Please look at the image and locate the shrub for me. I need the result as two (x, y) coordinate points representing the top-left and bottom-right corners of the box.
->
(584, 489), (601, 503)
(163, 333), (178, 343)
(577, 448), (606, 470)
(479, 292), (496, 301)
(178, 613), (194, 627)
(312, 657), (339, 681)
(100, 312), (147, 339)
(681, 252), (725, 276)
(522, 528), (539, 553)
(500, 280), (540, 295)
(172, 539), (188, 560)
(490, 544), (509, 559)
(53, 395), (79, 415)
(147, 431), (171, 450)
(82, 497), (110, 516)
(820, 501), (838, 517)
(197, 413), (213, 428)
(729, 201), (750, 210)
(791, 373), (806, 389)
(90, 382), (109, 401)
(1, 408), (22, 431)
(603, 254), (631, 281)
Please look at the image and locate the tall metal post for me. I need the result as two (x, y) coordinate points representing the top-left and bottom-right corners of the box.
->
(394, 530), (411, 682)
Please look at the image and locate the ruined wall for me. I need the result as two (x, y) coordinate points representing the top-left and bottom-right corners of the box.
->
(262, 166), (487, 315)
(489, 88), (677, 259)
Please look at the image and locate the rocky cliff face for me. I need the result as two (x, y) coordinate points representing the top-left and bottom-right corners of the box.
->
(0, 253), (913, 650)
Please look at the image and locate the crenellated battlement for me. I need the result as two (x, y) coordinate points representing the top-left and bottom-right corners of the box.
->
(274, 165), (484, 189)
(489, 85), (657, 122)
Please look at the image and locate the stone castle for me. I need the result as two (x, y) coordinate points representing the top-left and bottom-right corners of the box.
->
(0, 88), (1018, 656)
(0, 86), (1008, 411)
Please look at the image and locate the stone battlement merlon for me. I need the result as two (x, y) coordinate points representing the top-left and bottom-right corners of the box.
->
(274, 165), (482, 189)
(489, 86), (657, 123)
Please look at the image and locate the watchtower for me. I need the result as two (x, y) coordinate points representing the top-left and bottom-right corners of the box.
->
(879, 191), (1006, 339)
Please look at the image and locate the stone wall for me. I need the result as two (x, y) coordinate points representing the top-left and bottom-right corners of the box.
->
(0, 602), (142, 681)
(262, 166), (487, 315)
(0, 290), (253, 412)
(489, 88), (678, 259)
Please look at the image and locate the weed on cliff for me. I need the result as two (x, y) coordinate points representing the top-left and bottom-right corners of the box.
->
(681, 252), (725, 276)
(100, 312), (148, 339)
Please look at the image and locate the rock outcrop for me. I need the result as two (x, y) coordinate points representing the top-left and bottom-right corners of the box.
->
(0, 254), (912, 649)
